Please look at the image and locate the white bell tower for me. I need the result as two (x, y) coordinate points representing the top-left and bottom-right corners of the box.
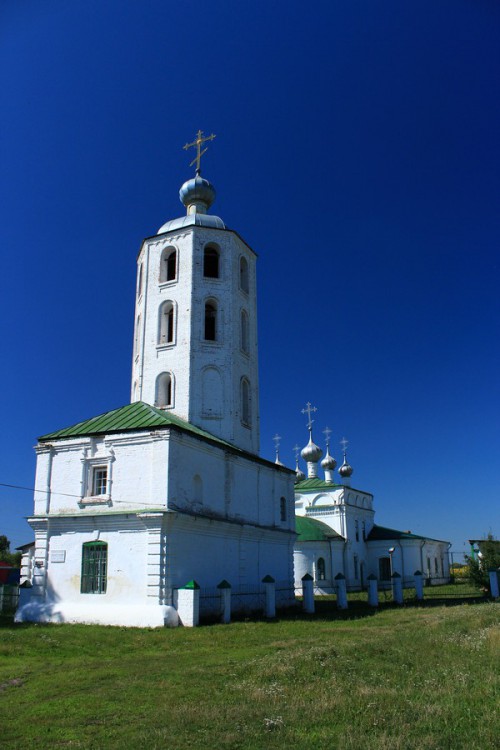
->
(131, 132), (260, 454)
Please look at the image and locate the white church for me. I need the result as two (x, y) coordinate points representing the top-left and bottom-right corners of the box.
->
(16, 133), (449, 627)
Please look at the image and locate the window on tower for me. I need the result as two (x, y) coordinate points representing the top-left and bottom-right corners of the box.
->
(160, 246), (177, 283)
(137, 263), (143, 297)
(134, 315), (141, 358)
(204, 300), (217, 341)
(158, 301), (175, 345)
(156, 372), (173, 408)
(241, 377), (251, 426)
(239, 256), (249, 293)
(203, 245), (220, 278)
(240, 309), (249, 353)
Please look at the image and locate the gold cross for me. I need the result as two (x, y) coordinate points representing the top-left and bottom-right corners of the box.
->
(183, 129), (216, 174)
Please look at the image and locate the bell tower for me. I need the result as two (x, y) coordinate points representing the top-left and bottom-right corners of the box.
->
(131, 132), (260, 454)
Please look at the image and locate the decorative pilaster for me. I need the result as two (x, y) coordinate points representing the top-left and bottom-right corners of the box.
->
(137, 513), (165, 603)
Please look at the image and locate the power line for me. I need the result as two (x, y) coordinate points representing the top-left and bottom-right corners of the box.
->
(0, 483), (165, 508)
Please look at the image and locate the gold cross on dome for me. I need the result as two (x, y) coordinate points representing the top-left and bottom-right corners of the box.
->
(183, 129), (216, 174)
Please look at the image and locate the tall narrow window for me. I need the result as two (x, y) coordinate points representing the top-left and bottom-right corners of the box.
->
(354, 555), (359, 580)
(137, 263), (143, 297)
(158, 301), (175, 345)
(317, 557), (326, 581)
(134, 315), (141, 358)
(240, 310), (249, 353)
(239, 256), (249, 293)
(280, 496), (287, 522)
(362, 521), (366, 541)
(160, 247), (177, 283)
(156, 372), (173, 408)
(241, 378), (251, 426)
(355, 520), (359, 542)
(81, 542), (107, 594)
(203, 245), (219, 278)
(204, 301), (217, 341)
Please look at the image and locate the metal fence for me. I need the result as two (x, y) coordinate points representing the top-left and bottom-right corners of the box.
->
(0, 585), (19, 614)
(422, 576), (485, 600)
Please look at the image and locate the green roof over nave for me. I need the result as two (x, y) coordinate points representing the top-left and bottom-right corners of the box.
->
(39, 401), (235, 448)
(295, 516), (344, 542)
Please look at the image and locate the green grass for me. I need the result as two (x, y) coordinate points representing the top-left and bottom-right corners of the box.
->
(1, 603), (498, 749)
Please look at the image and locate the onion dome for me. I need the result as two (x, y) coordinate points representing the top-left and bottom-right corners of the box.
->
(179, 175), (216, 215)
(338, 453), (353, 478)
(321, 447), (337, 471)
(295, 460), (306, 484)
(301, 432), (323, 463)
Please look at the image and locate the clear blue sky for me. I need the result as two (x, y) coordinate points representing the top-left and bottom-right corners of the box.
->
(1, 1), (499, 556)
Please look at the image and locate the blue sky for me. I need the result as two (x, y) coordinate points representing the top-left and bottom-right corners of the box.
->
(1, 0), (499, 556)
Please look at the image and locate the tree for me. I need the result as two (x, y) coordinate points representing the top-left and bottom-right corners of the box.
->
(466, 534), (500, 594)
(0, 535), (21, 567)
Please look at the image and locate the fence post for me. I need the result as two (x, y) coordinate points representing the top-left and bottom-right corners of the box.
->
(367, 574), (378, 607)
(392, 571), (403, 604)
(217, 579), (232, 623)
(414, 570), (424, 601)
(488, 569), (500, 599)
(335, 573), (348, 609)
(302, 573), (315, 613)
(262, 575), (276, 618)
(176, 580), (200, 627)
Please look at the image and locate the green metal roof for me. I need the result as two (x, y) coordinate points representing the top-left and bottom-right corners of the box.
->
(295, 515), (344, 542)
(38, 401), (233, 444)
(37, 401), (295, 473)
(295, 478), (343, 491)
(367, 524), (448, 544)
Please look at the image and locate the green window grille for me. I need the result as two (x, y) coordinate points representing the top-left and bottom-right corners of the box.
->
(81, 542), (108, 594)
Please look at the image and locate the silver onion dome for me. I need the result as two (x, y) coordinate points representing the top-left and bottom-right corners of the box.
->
(301, 433), (323, 463)
(179, 175), (216, 214)
(321, 447), (337, 471)
(338, 454), (353, 478)
(295, 461), (306, 483)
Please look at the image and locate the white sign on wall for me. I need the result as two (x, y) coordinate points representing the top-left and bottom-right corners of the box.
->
(51, 550), (66, 563)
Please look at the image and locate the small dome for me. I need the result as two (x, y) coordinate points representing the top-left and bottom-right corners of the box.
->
(179, 175), (216, 214)
(295, 464), (306, 483)
(321, 448), (337, 471)
(339, 455), (353, 478)
(301, 434), (323, 463)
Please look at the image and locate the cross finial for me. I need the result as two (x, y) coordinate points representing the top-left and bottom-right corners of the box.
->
(340, 436), (349, 454)
(273, 434), (282, 464)
(293, 444), (301, 461)
(183, 129), (216, 175)
(301, 402), (318, 430)
(323, 426), (332, 447)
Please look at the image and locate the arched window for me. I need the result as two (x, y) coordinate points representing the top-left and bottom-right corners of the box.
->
(160, 246), (177, 283)
(204, 300), (217, 341)
(158, 301), (175, 345)
(134, 315), (141, 358)
(156, 372), (173, 408)
(240, 309), (249, 353)
(81, 541), (107, 594)
(203, 245), (220, 278)
(317, 557), (326, 581)
(137, 263), (143, 297)
(379, 557), (391, 581)
(355, 520), (359, 542)
(241, 378), (251, 426)
(202, 366), (223, 417)
(280, 496), (287, 522)
(239, 256), (249, 293)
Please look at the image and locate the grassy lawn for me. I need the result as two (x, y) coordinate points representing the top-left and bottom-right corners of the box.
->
(1, 602), (498, 749)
